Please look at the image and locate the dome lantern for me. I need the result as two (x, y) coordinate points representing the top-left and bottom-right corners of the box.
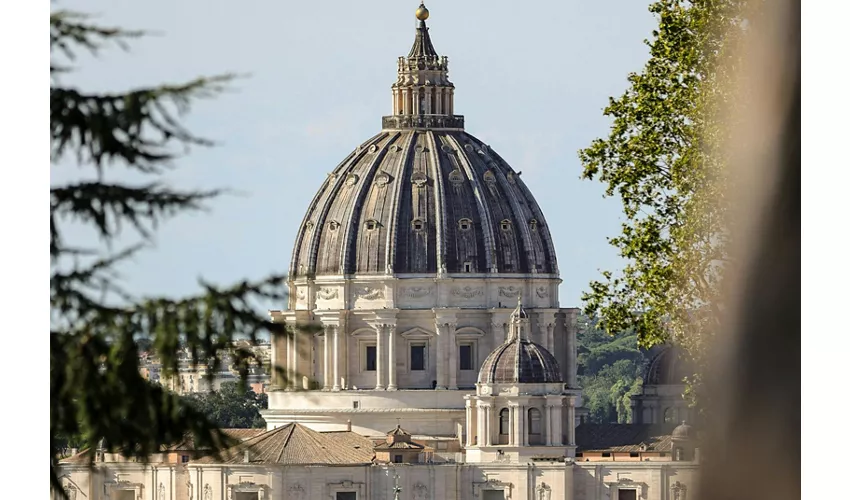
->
(384, 2), (463, 130)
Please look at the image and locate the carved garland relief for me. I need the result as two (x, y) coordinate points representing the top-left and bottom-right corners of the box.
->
(498, 286), (522, 298)
(412, 482), (429, 500)
(452, 286), (484, 299)
(402, 286), (433, 299)
(316, 287), (339, 300)
(287, 483), (307, 500)
(355, 286), (384, 300)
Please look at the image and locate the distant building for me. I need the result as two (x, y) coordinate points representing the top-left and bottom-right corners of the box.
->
(139, 342), (272, 395)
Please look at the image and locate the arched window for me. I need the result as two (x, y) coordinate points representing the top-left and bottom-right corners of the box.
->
(499, 408), (510, 436)
(663, 407), (677, 424)
(528, 408), (543, 445)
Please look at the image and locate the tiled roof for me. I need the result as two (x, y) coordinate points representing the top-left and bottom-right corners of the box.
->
(193, 423), (375, 465)
(58, 429), (265, 464)
(387, 425), (412, 436)
(165, 428), (265, 451)
(375, 441), (425, 451)
(575, 424), (677, 453)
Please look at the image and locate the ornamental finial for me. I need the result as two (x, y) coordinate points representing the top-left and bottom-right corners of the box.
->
(415, 2), (430, 21)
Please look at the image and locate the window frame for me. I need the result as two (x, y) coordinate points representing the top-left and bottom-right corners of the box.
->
(362, 343), (377, 372)
(458, 343), (475, 371)
(409, 343), (427, 371)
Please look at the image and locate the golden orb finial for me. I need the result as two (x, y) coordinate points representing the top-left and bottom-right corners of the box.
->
(415, 2), (430, 21)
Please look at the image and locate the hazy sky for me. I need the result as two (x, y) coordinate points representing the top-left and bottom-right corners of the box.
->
(53, 0), (657, 308)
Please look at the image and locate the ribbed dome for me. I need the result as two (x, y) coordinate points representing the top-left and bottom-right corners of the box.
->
(671, 421), (693, 441)
(288, 8), (558, 279)
(478, 338), (563, 384)
(644, 345), (691, 386)
(289, 130), (559, 277)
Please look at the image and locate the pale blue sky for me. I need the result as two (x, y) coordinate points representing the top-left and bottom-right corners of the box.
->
(52, 0), (656, 308)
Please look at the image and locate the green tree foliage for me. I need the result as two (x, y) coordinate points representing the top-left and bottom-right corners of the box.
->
(577, 0), (752, 406)
(577, 316), (646, 423)
(50, 11), (289, 491)
(185, 382), (269, 429)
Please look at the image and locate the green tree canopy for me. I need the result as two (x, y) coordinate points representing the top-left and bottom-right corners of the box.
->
(578, 0), (754, 406)
(185, 382), (268, 429)
(50, 10), (289, 491)
(576, 315), (647, 423)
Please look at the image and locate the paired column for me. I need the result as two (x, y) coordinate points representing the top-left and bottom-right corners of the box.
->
(546, 395), (564, 446)
(332, 325), (341, 391)
(323, 328), (331, 390)
(375, 324), (385, 390)
(509, 404), (520, 446)
(482, 403), (493, 446)
(288, 330), (299, 390)
(447, 322), (458, 390)
(566, 310), (578, 388)
(465, 399), (475, 447)
(567, 397), (576, 446)
(435, 323), (448, 390)
(387, 324), (397, 391)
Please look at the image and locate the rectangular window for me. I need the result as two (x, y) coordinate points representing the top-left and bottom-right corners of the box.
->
(410, 344), (426, 371)
(365, 345), (377, 371)
(393, 454), (403, 463)
(337, 493), (357, 500)
(463, 262), (472, 272)
(459, 344), (474, 371)
(181, 454), (190, 463)
(618, 490), (637, 500)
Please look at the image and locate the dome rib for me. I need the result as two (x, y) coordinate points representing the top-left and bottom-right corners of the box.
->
(290, 131), (559, 276)
(444, 133), (497, 273)
(477, 338), (563, 384)
(383, 132), (416, 274)
(289, 149), (356, 277)
(339, 139), (391, 274)
(427, 131), (450, 273)
(293, 132), (382, 277)
(490, 154), (536, 273)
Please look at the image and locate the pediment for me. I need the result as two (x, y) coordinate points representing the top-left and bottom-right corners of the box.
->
(400, 327), (435, 339)
(455, 327), (486, 338)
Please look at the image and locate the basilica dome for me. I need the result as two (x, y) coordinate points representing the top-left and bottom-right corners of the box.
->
(288, 7), (558, 279)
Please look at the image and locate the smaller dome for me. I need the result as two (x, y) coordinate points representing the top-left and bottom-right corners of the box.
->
(644, 345), (691, 386)
(671, 421), (693, 441)
(478, 339), (562, 384)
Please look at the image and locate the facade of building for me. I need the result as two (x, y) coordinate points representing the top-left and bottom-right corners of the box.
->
(140, 342), (272, 395)
(55, 4), (700, 500)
